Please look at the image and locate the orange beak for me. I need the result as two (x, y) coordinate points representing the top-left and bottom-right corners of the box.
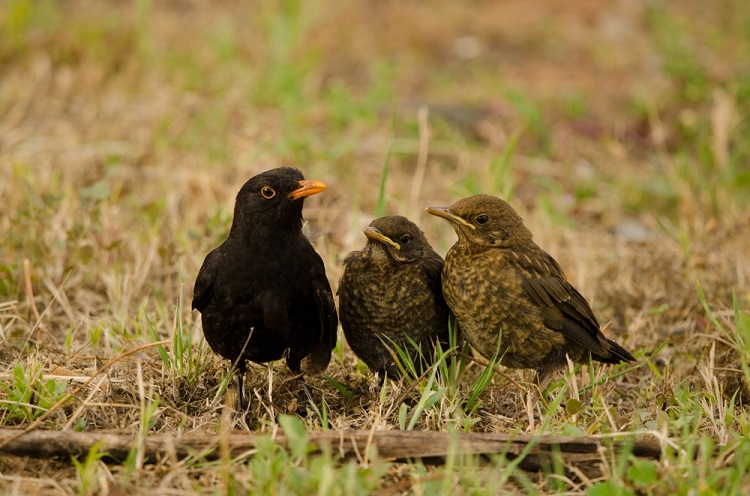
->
(288, 180), (327, 200)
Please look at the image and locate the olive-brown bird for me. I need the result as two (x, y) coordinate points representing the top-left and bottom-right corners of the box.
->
(338, 216), (451, 378)
(426, 195), (634, 383)
(192, 167), (338, 408)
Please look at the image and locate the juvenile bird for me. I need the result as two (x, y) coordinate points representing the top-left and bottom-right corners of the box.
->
(338, 216), (451, 378)
(192, 167), (338, 408)
(426, 195), (634, 385)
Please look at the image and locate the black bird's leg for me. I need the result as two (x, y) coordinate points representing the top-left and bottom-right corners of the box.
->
(298, 375), (331, 429)
(236, 361), (247, 410)
(300, 377), (314, 406)
(234, 330), (253, 411)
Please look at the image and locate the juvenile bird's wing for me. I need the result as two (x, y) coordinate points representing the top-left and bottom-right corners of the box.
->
(419, 252), (446, 303)
(192, 248), (222, 311)
(419, 251), (453, 347)
(508, 247), (612, 357)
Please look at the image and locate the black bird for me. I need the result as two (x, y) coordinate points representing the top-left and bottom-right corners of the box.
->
(338, 216), (451, 378)
(427, 195), (635, 386)
(192, 167), (338, 408)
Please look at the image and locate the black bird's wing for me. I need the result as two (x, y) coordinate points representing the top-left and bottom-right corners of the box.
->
(509, 247), (615, 359)
(300, 252), (338, 373)
(192, 248), (221, 311)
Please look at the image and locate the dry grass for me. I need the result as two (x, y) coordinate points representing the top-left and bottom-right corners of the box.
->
(1, 0), (750, 494)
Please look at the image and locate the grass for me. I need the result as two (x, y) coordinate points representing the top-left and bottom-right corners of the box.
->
(1, 0), (750, 494)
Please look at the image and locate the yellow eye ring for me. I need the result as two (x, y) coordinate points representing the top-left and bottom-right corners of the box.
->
(261, 186), (276, 199)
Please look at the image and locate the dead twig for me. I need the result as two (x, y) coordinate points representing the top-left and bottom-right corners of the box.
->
(0, 428), (662, 480)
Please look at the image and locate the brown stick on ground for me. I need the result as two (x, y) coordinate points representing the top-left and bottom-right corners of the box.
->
(0, 428), (661, 479)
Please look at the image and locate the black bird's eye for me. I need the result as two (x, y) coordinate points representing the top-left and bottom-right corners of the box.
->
(399, 235), (411, 245)
(261, 186), (276, 199)
(476, 214), (489, 225)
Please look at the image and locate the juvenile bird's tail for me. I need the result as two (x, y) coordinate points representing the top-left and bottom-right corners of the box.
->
(592, 338), (636, 364)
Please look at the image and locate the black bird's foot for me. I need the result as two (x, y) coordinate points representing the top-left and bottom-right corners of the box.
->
(235, 363), (248, 411)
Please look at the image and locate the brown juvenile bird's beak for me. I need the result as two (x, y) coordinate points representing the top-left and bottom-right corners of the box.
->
(288, 180), (327, 200)
(363, 227), (400, 250)
(425, 206), (476, 230)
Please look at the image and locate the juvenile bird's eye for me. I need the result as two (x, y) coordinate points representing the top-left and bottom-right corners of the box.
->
(261, 186), (276, 199)
(399, 235), (411, 245)
(476, 214), (489, 224)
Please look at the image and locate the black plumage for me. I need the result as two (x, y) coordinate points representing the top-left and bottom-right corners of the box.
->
(192, 167), (338, 407)
(338, 216), (451, 378)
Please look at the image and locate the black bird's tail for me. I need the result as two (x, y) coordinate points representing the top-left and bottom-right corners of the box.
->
(300, 340), (333, 374)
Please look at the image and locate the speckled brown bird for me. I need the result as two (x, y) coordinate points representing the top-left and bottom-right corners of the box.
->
(426, 194), (635, 383)
(192, 167), (338, 408)
(338, 216), (451, 378)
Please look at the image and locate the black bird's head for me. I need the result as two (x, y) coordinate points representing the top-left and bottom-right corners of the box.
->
(426, 194), (532, 249)
(361, 216), (434, 263)
(230, 167), (326, 236)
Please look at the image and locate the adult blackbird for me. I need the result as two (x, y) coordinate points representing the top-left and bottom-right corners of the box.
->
(338, 216), (451, 378)
(426, 195), (635, 384)
(192, 167), (338, 408)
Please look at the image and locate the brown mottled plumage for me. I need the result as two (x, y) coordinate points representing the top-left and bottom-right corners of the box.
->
(426, 195), (635, 381)
(338, 216), (451, 378)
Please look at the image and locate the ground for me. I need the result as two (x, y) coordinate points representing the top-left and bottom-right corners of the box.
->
(1, 0), (749, 494)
